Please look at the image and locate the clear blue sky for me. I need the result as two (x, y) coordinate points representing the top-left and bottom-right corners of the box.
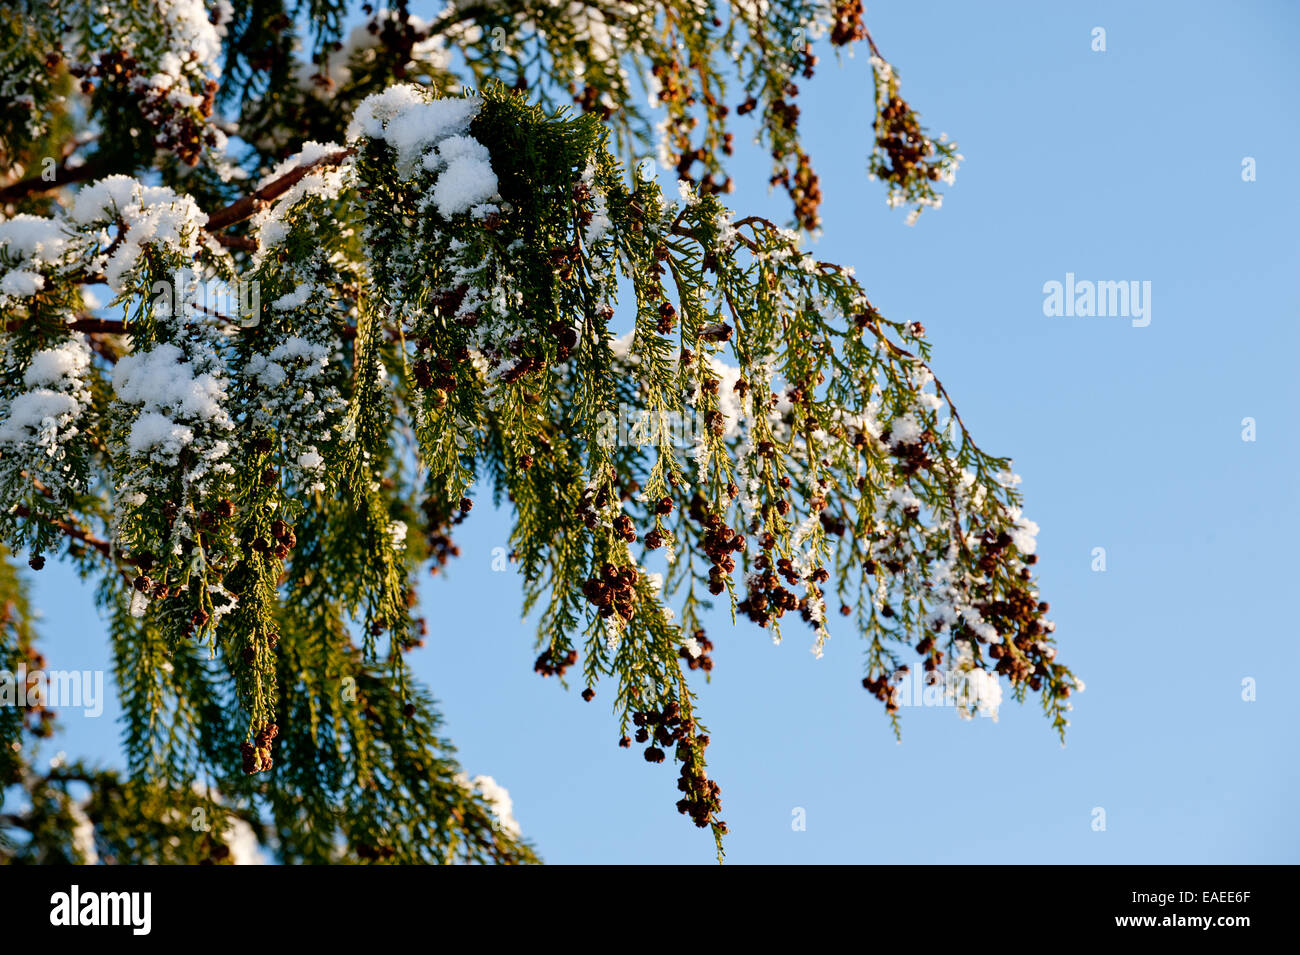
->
(23, 0), (1299, 863)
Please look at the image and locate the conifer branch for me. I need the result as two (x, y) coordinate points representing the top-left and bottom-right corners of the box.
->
(0, 2), (1072, 864)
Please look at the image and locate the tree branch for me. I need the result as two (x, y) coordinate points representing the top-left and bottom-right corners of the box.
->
(4, 315), (128, 335)
(12, 505), (113, 559)
(68, 317), (127, 334)
(0, 155), (116, 206)
(213, 233), (257, 251)
(204, 148), (354, 232)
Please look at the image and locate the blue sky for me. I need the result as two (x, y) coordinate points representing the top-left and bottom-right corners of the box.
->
(21, 0), (1300, 863)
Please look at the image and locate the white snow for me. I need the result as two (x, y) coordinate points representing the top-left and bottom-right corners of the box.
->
(946, 641), (1003, 720)
(458, 773), (521, 837)
(1008, 508), (1040, 555)
(888, 411), (923, 446)
(126, 410), (196, 456)
(0, 270), (45, 297)
(0, 390), (82, 444)
(258, 142), (343, 189)
(113, 342), (227, 422)
(350, 86), (500, 219)
(349, 86), (477, 163)
(428, 135), (499, 217)
(24, 338), (92, 388)
(0, 214), (69, 261)
(271, 284), (317, 311)
(111, 340), (233, 485)
(252, 143), (350, 254)
(155, 0), (223, 78)
(68, 176), (208, 291)
(0, 339), (94, 476)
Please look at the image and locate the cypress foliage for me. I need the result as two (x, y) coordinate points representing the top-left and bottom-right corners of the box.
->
(0, 1), (1075, 863)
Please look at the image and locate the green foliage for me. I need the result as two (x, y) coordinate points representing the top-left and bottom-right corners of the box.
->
(0, 1), (1074, 864)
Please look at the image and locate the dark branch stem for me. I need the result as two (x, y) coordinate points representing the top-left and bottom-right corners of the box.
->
(0, 155), (115, 205)
(213, 233), (257, 251)
(12, 505), (114, 559)
(4, 315), (127, 335)
(204, 148), (354, 232)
